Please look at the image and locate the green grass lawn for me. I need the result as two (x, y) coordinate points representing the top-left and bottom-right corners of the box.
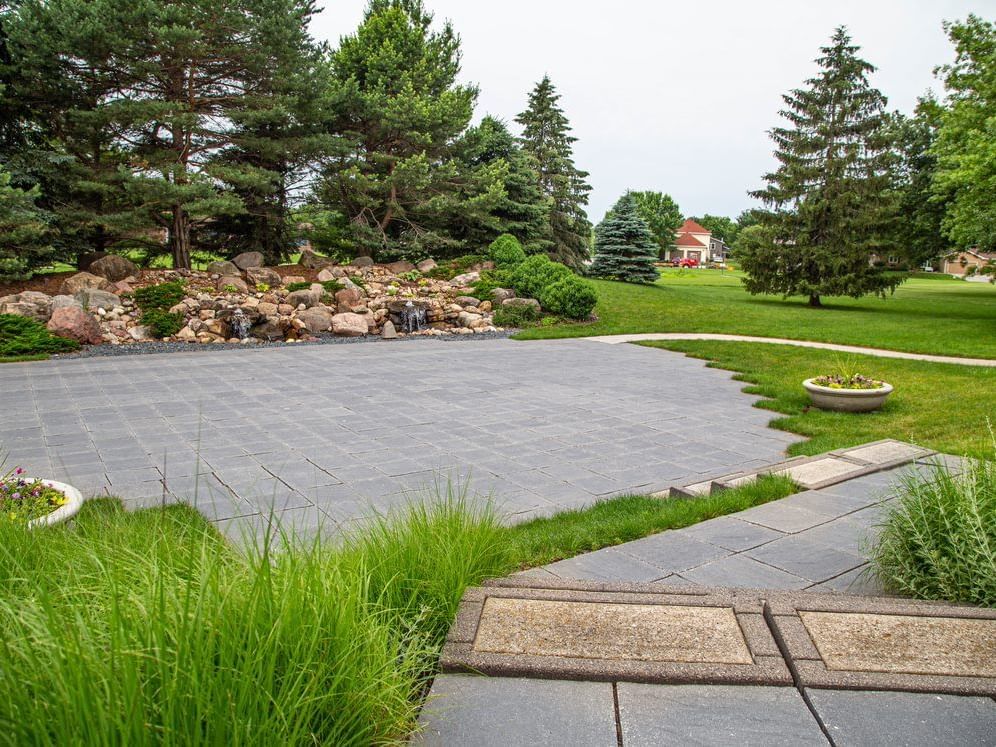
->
(643, 340), (996, 460)
(516, 270), (996, 359)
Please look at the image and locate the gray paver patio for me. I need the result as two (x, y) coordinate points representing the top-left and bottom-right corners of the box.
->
(0, 338), (799, 539)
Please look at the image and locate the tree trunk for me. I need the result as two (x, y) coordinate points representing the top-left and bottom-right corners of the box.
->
(170, 206), (191, 270)
(808, 293), (822, 308)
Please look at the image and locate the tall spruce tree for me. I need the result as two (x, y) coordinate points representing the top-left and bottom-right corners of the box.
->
(516, 76), (592, 269)
(318, 0), (495, 260)
(589, 192), (660, 283)
(446, 116), (550, 253)
(742, 27), (901, 307)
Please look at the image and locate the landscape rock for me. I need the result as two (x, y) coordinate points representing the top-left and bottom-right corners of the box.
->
(450, 271), (480, 286)
(457, 311), (483, 328)
(335, 287), (363, 308)
(298, 248), (334, 269)
(0, 291), (52, 322)
(381, 320), (398, 339)
(217, 275), (248, 293)
(416, 258), (438, 273)
(50, 295), (80, 312)
(77, 251), (109, 272)
(317, 267), (344, 282)
(455, 295), (481, 307)
(256, 302), (278, 316)
(245, 266), (281, 287)
(59, 272), (113, 296)
(386, 260), (416, 274)
(331, 312), (368, 337)
(297, 306), (334, 333)
(282, 275), (307, 286)
(88, 254), (139, 282)
(128, 325), (151, 341)
(175, 326), (197, 342)
(206, 260), (239, 276)
(350, 256), (374, 268)
(492, 288), (516, 303)
(502, 297), (541, 311)
(46, 306), (102, 344)
(250, 318), (285, 341)
(75, 288), (121, 311)
(285, 289), (320, 308)
(232, 251), (264, 270)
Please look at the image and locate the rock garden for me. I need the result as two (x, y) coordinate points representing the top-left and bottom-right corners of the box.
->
(0, 235), (597, 351)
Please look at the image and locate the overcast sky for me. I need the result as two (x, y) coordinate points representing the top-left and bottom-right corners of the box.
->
(312, 1), (986, 223)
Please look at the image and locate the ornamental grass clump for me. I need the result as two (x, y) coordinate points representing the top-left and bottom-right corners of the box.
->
(0, 485), (513, 744)
(871, 443), (996, 607)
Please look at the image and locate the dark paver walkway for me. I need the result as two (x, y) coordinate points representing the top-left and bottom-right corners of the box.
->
(0, 339), (798, 539)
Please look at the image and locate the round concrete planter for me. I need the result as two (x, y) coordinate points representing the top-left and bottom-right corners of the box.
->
(803, 379), (893, 413)
(26, 479), (85, 529)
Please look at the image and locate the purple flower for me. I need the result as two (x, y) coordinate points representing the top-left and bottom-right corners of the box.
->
(14, 467), (24, 475)
(11, 492), (21, 501)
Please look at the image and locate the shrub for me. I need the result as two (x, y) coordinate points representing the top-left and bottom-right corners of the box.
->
(133, 281), (185, 311)
(493, 302), (540, 328)
(141, 309), (185, 339)
(509, 254), (572, 300)
(0, 314), (79, 357)
(285, 281), (312, 292)
(472, 268), (513, 300)
(871, 449), (996, 607)
(424, 254), (487, 280)
(488, 234), (526, 268)
(540, 275), (598, 320)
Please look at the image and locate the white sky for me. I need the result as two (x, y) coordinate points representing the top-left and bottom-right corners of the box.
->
(312, 0), (989, 222)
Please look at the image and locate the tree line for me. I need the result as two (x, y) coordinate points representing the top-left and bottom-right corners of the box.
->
(0, 0), (592, 278)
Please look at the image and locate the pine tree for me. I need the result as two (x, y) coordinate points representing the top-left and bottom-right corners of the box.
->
(742, 27), (901, 307)
(318, 0), (493, 260)
(589, 192), (660, 283)
(447, 116), (550, 253)
(0, 165), (51, 280)
(516, 76), (591, 269)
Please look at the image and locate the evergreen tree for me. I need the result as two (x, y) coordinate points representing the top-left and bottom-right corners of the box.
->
(318, 0), (493, 260)
(447, 116), (550, 253)
(931, 15), (996, 251)
(891, 96), (949, 267)
(631, 191), (681, 255)
(516, 76), (592, 269)
(0, 165), (51, 280)
(589, 192), (659, 283)
(742, 27), (901, 307)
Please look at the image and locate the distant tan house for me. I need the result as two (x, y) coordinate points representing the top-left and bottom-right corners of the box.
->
(942, 248), (995, 276)
(667, 219), (729, 263)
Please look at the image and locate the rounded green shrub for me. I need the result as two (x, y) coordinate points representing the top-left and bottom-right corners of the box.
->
(471, 269), (513, 300)
(509, 255), (572, 300)
(141, 309), (185, 339)
(540, 275), (598, 320)
(133, 281), (185, 311)
(488, 234), (526, 268)
(493, 302), (540, 328)
(0, 314), (79, 356)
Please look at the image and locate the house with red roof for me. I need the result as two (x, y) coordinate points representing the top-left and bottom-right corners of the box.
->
(667, 219), (730, 264)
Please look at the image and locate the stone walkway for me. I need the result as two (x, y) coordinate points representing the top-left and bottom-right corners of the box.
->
(0, 339), (799, 540)
(419, 458), (996, 745)
(586, 333), (996, 367)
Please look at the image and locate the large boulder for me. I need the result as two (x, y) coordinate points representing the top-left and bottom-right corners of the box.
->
(88, 254), (139, 282)
(297, 306), (334, 333)
(416, 258), (437, 273)
(232, 251), (264, 270)
(75, 288), (121, 311)
(450, 271), (480, 286)
(207, 260), (240, 276)
(317, 267), (344, 282)
(217, 275), (248, 293)
(286, 289), (320, 309)
(246, 266), (282, 287)
(502, 297), (541, 312)
(492, 288), (516, 304)
(46, 306), (102, 344)
(298, 248), (334, 269)
(0, 291), (52, 322)
(334, 287), (363, 309)
(50, 295), (81, 312)
(77, 251), (109, 272)
(250, 318), (285, 341)
(381, 320), (398, 339)
(385, 260), (416, 274)
(59, 272), (112, 296)
(349, 256), (374, 268)
(455, 295), (480, 308)
(331, 312), (368, 337)
(457, 311), (483, 328)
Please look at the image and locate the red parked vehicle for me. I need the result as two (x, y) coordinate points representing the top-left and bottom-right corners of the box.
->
(671, 257), (699, 268)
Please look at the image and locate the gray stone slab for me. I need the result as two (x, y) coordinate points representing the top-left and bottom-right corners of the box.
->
(413, 675), (616, 746)
(679, 553), (811, 590)
(544, 548), (671, 583)
(806, 688), (996, 746)
(677, 515), (785, 551)
(746, 535), (866, 583)
(618, 683), (828, 746)
(737, 502), (835, 533)
(616, 531), (729, 572)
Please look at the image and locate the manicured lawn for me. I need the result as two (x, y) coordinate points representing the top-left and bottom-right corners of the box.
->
(643, 340), (996, 460)
(516, 270), (996, 359)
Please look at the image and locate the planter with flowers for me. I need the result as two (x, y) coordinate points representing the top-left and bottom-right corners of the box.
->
(803, 373), (893, 413)
(1, 465), (84, 528)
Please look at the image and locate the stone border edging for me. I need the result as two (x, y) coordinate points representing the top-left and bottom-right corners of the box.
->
(441, 578), (996, 697)
(580, 333), (996, 367)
